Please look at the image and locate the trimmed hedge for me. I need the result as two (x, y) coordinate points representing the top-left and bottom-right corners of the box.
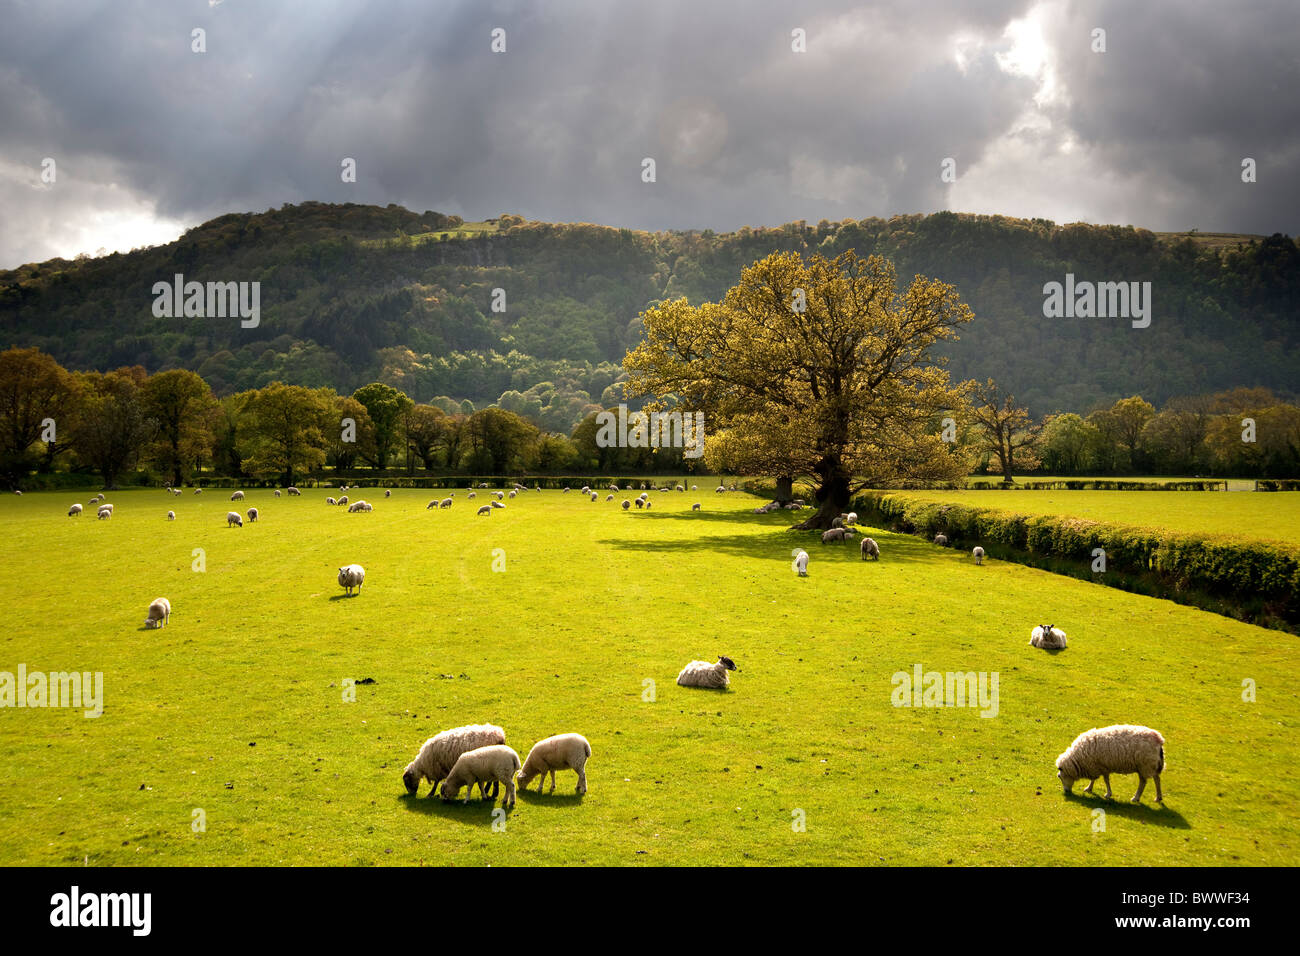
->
(857, 491), (1300, 628)
(1256, 480), (1300, 492)
(967, 479), (1228, 491)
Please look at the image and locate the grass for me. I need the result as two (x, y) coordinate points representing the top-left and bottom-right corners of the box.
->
(359, 221), (501, 249)
(0, 488), (1296, 866)
(887, 489), (1300, 546)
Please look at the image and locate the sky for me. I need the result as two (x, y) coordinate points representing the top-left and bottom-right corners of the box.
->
(1, 0), (1296, 268)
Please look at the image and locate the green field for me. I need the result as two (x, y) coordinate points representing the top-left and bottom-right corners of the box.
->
(892, 489), (1300, 546)
(1, 488), (1295, 866)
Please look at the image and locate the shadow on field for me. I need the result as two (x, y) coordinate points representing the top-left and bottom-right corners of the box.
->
(399, 791), (512, 824)
(516, 788), (585, 806)
(598, 524), (945, 563)
(328, 593), (361, 601)
(1064, 791), (1190, 829)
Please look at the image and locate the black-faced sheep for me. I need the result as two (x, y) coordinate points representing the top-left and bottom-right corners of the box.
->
(1056, 725), (1165, 803)
(226, 511), (243, 527)
(402, 724), (507, 797)
(68, 503), (82, 517)
(518, 734), (591, 795)
(677, 655), (738, 689)
(230, 490), (244, 501)
(1030, 625), (1067, 649)
(476, 504), (491, 516)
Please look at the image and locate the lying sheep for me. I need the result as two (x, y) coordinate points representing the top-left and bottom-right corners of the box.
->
(441, 744), (521, 808)
(246, 507), (258, 522)
(518, 733), (591, 795)
(226, 511), (243, 527)
(861, 537), (880, 560)
(143, 597), (171, 629)
(68, 503), (83, 517)
(337, 564), (365, 595)
(231, 490), (245, 501)
(933, 533), (948, 546)
(490, 500), (504, 509)
(1056, 725), (1165, 803)
(479, 482), (489, 489)
(167, 511), (175, 521)
(972, 546), (985, 565)
(477, 505), (491, 516)
(403, 724), (507, 797)
(821, 528), (854, 544)
(1030, 625), (1068, 650)
(677, 655), (738, 689)
(792, 549), (809, 576)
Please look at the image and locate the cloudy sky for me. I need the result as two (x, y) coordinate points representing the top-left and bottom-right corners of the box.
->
(1, 0), (1296, 268)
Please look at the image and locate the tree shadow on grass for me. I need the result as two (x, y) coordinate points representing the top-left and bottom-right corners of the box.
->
(398, 791), (512, 825)
(1063, 790), (1190, 829)
(596, 521), (945, 563)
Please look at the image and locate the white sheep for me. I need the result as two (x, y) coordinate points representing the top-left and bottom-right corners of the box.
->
(193, 488), (202, 495)
(326, 497), (337, 506)
(605, 494), (614, 502)
(1056, 725), (1166, 803)
(715, 485), (725, 493)
(933, 533), (948, 546)
(861, 537), (880, 560)
(68, 503), (83, 517)
(477, 504), (491, 516)
(167, 511), (175, 521)
(821, 528), (853, 544)
(347, 500), (371, 512)
(792, 549), (809, 576)
(490, 500), (504, 509)
(440, 497), (453, 509)
(508, 490), (516, 499)
(1030, 624), (1068, 650)
(426, 499), (439, 509)
(441, 744), (521, 808)
(246, 507), (258, 522)
(337, 564), (365, 595)
(518, 733), (591, 795)
(467, 491), (476, 499)
(403, 724), (507, 797)
(972, 546), (985, 565)
(479, 482), (488, 489)
(97, 508), (111, 520)
(590, 493), (598, 501)
(287, 486), (301, 496)
(676, 655), (738, 689)
(274, 489), (282, 497)
(143, 597), (171, 629)
(230, 490), (245, 501)
(385, 489), (392, 498)
(226, 511), (243, 527)
(98, 502), (114, 514)
(847, 511), (858, 525)
(337, 495), (348, 506)
(691, 484), (698, 491)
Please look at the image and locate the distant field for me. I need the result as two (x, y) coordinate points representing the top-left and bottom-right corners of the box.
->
(0, 488), (1295, 866)
(892, 489), (1300, 545)
(1154, 231), (1264, 252)
(361, 221), (501, 248)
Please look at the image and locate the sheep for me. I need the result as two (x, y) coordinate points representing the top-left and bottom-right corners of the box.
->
(490, 500), (505, 509)
(337, 564), (365, 595)
(518, 733), (591, 795)
(350, 500), (373, 512)
(467, 492), (476, 500)
(792, 549), (809, 576)
(193, 488), (202, 495)
(563, 487), (571, 494)
(677, 655), (739, 689)
(691, 484), (698, 491)
(98, 502), (114, 514)
(972, 546), (985, 565)
(274, 489), (282, 497)
(337, 495), (349, 506)
(171, 488), (181, 496)
(143, 597), (171, 629)
(231, 490), (245, 501)
(287, 487), (301, 496)
(326, 497), (337, 506)
(246, 507), (258, 522)
(605, 494), (614, 502)
(226, 511), (243, 527)
(479, 482), (489, 489)
(477, 505), (492, 516)
(644, 501), (651, 509)
(621, 499), (631, 510)
(1055, 725), (1165, 803)
(426, 499), (439, 510)
(1030, 625), (1068, 650)
(68, 503), (83, 517)
(439, 497), (453, 509)
(715, 485), (725, 494)
(441, 744), (521, 808)
(167, 511), (175, 521)
(933, 533), (948, 546)
(861, 537), (880, 560)
(634, 498), (644, 509)
(385, 489), (392, 498)
(821, 528), (852, 544)
(675, 484), (684, 492)
(692, 503), (701, 511)
(402, 724), (507, 797)
(590, 493), (598, 501)
(97, 508), (111, 520)
(508, 490), (516, 499)
(847, 511), (858, 525)
(608, 484), (618, 492)
(831, 516), (844, 529)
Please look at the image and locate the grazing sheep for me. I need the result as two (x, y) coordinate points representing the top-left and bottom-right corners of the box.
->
(621, 499), (631, 510)
(326, 497), (337, 506)
(226, 511), (243, 527)
(98, 502), (114, 514)
(715, 485), (725, 493)
(972, 546), (985, 565)
(337, 495), (348, 506)
(403, 724), (508, 797)
(287, 486), (301, 496)
(634, 498), (644, 509)
(1056, 725), (1165, 803)
(1030, 625), (1068, 650)
(508, 490), (516, 499)
(479, 482), (488, 489)
(467, 492), (476, 500)
(348, 500), (373, 513)
(831, 516), (844, 529)
(441, 745), (521, 808)
(143, 597), (171, 629)
(193, 488), (202, 495)
(518, 734), (591, 795)
(439, 497), (453, 509)
(97, 508), (111, 520)
(274, 489), (282, 497)
(861, 537), (880, 560)
(692, 503), (701, 511)
(337, 564), (365, 595)
(167, 511), (175, 521)
(675, 484), (684, 492)
(426, 499), (439, 509)
(821, 528), (852, 544)
(677, 656), (739, 689)
(563, 487), (571, 494)
(490, 500), (504, 509)
(590, 493), (598, 501)
(847, 512), (858, 525)
(645, 501), (652, 509)
(246, 507), (258, 522)
(477, 505), (492, 516)
(691, 484), (698, 491)
(68, 503), (83, 517)
(231, 490), (245, 501)
(605, 494), (614, 502)
(792, 549), (809, 576)
(608, 484), (618, 492)
(933, 533), (948, 546)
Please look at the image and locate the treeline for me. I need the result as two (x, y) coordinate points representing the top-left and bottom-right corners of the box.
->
(0, 347), (700, 489)
(2, 202), (1296, 428)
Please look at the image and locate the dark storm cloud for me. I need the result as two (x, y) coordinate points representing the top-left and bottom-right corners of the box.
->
(0, 0), (1295, 268)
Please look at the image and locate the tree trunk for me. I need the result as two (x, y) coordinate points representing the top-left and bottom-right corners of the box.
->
(775, 475), (793, 502)
(793, 462), (849, 530)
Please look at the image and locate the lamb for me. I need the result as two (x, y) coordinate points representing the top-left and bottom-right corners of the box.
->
(563, 487), (571, 494)
(634, 498), (644, 509)
(621, 499), (631, 510)
(639, 492), (648, 500)
(847, 511), (858, 525)
(1030, 624), (1068, 650)
(933, 533), (948, 546)
(287, 487), (301, 496)
(715, 485), (725, 493)
(143, 597), (171, 629)
(230, 490), (245, 501)
(1055, 725), (1165, 803)
(226, 511), (243, 527)
(518, 733), (591, 795)
(792, 549), (809, 576)
(677, 656), (738, 689)
(972, 546), (985, 565)
(246, 507), (258, 522)
(426, 499), (439, 509)
(274, 489), (282, 497)
(337, 564), (365, 595)
(402, 724), (508, 797)
(440, 497), (453, 509)
(441, 744), (521, 808)
(861, 537), (880, 560)
(692, 503), (701, 511)
(97, 508), (111, 520)
(477, 505), (492, 516)
(167, 511), (176, 521)
(821, 528), (853, 544)
(68, 503), (83, 517)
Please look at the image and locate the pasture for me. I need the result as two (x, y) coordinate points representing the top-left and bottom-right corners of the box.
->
(0, 487), (1295, 866)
